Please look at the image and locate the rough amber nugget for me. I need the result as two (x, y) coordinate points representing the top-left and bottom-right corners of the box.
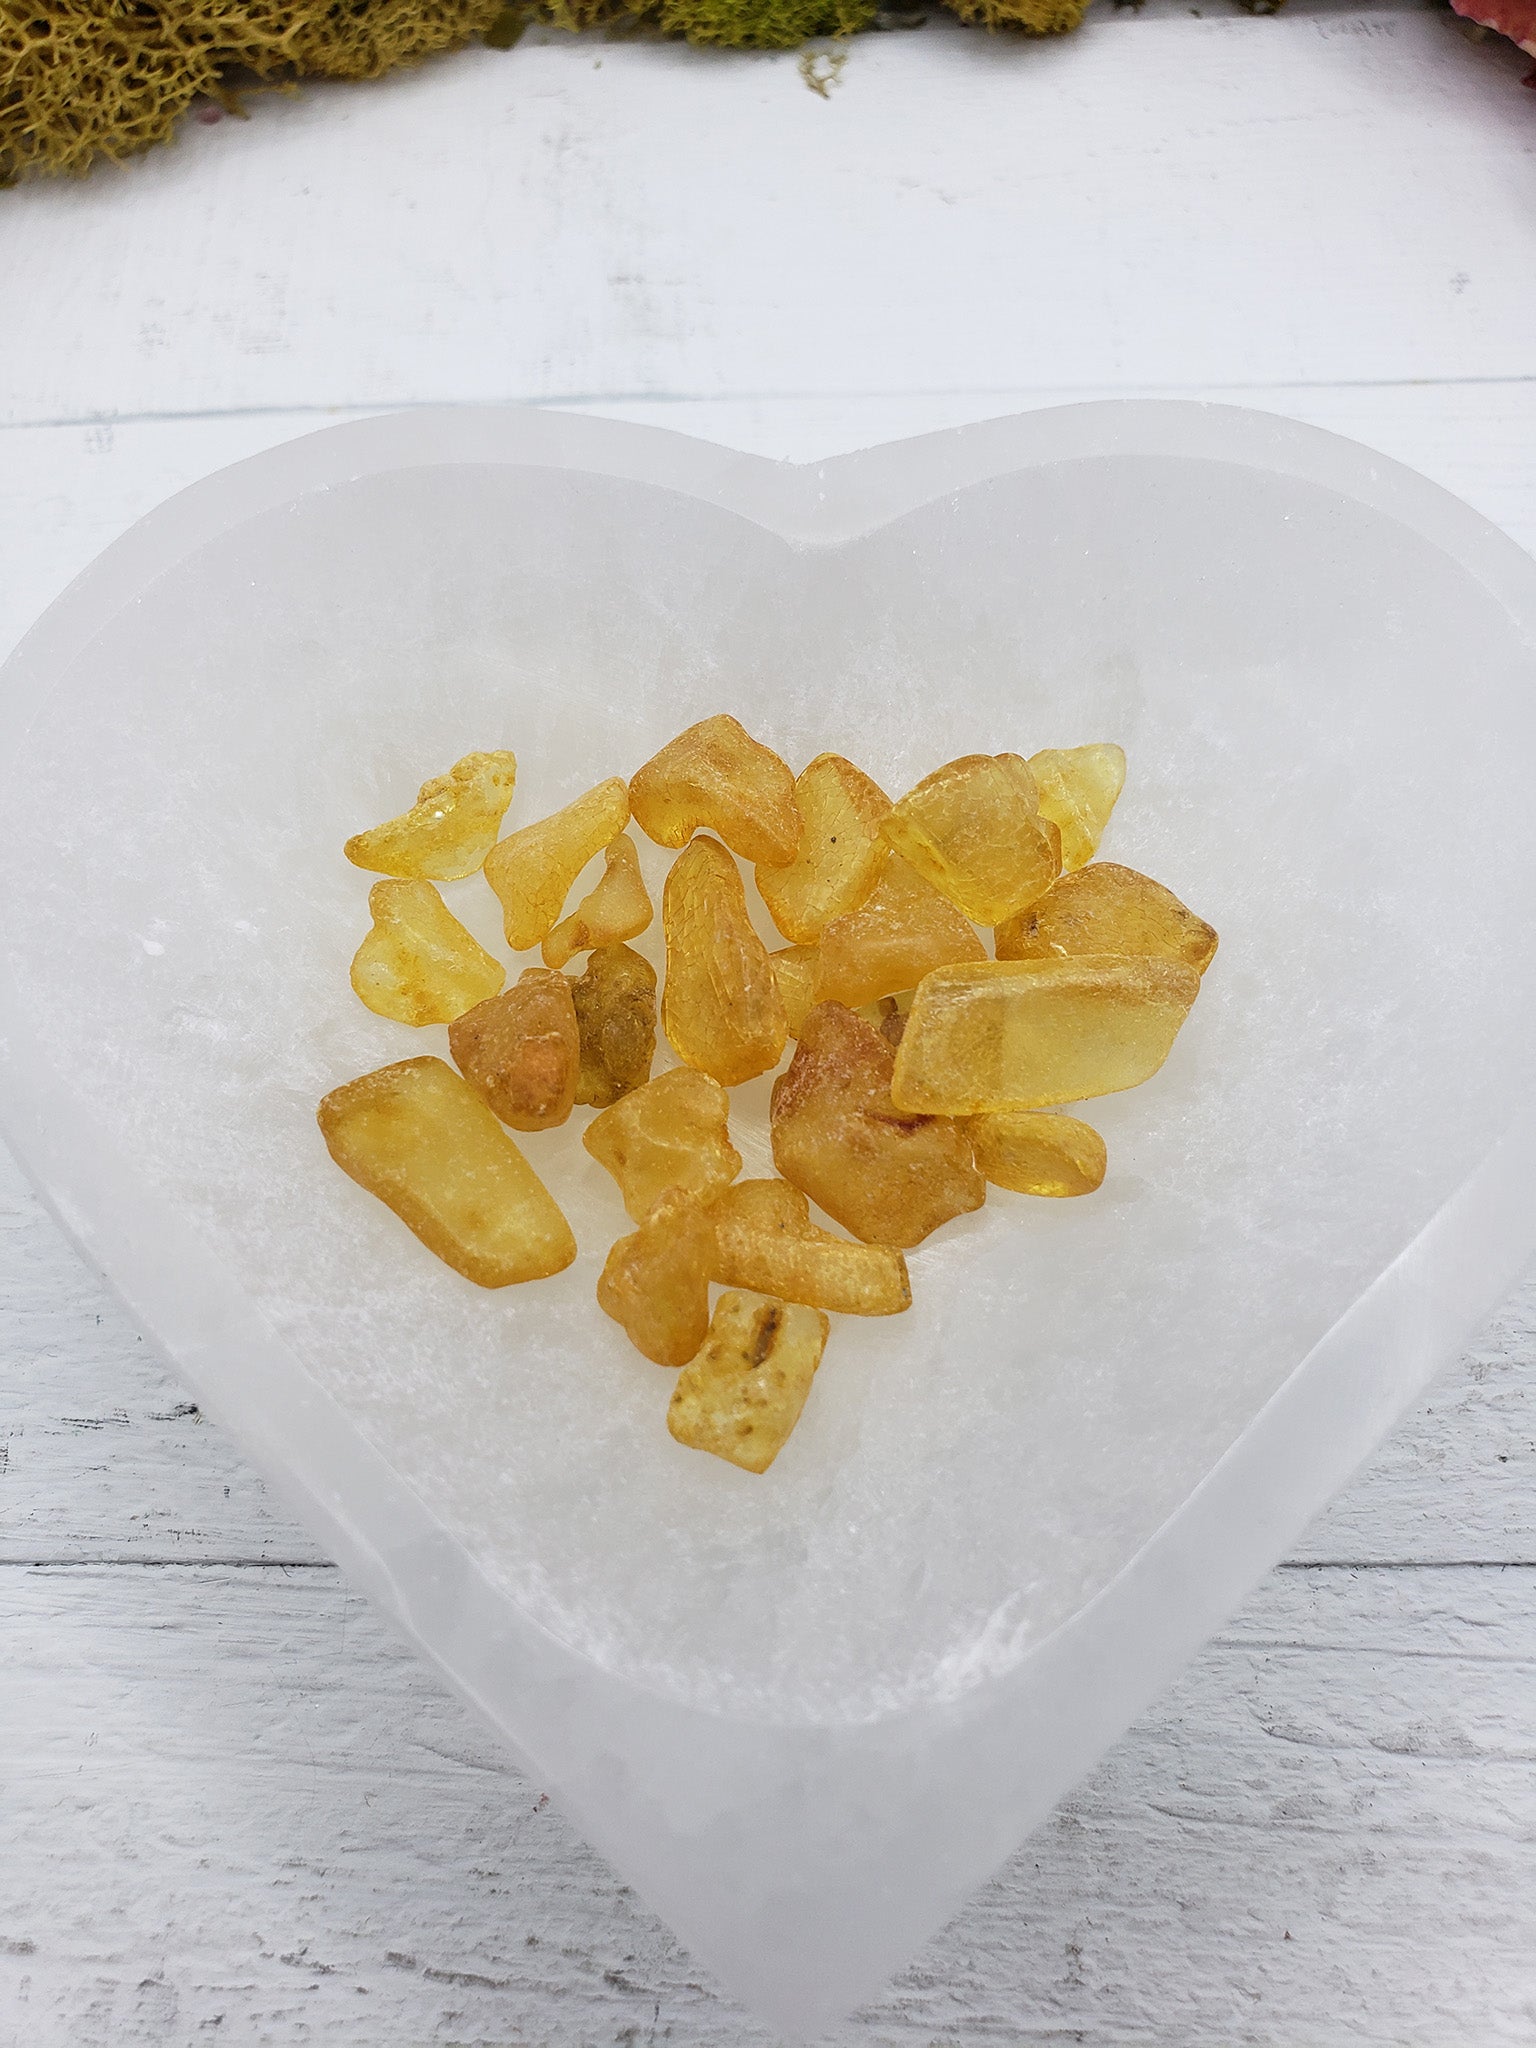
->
(1028, 744), (1126, 870)
(629, 715), (801, 867)
(345, 750), (517, 881)
(483, 777), (630, 952)
(757, 753), (890, 943)
(584, 1066), (742, 1222)
(969, 1110), (1107, 1198)
(881, 753), (1059, 925)
(713, 1179), (911, 1316)
(448, 967), (579, 1131)
(770, 944), (820, 1038)
(350, 879), (505, 1027)
(771, 1002), (984, 1249)
(667, 1291), (829, 1474)
(893, 956), (1200, 1115)
(569, 943), (657, 1109)
(542, 833), (653, 969)
(318, 1057), (576, 1286)
(816, 853), (985, 1009)
(662, 836), (787, 1086)
(996, 861), (1218, 975)
(597, 1188), (716, 1366)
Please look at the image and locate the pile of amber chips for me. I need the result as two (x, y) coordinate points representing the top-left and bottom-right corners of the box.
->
(320, 717), (1216, 1474)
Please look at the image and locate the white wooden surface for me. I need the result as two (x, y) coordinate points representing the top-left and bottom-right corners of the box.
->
(3, 11), (1536, 2043)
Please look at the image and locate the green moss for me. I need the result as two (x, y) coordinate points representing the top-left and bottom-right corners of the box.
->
(654, 0), (875, 47)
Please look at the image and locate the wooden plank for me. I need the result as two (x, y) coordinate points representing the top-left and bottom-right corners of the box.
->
(1, 1560), (1532, 2044)
(1, 12), (1533, 428)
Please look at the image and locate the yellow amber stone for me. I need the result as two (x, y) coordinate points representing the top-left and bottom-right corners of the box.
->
(756, 753), (890, 943)
(1028, 744), (1127, 870)
(349, 879), (505, 1027)
(880, 753), (1060, 925)
(629, 715), (802, 867)
(569, 943), (657, 1109)
(317, 1056), (576, 1286)
(662, 836), (787, 1086)
(771, 1001), (985, 1249)
(969, 1110), (1107, 1197)
(448, 967), (579, 1131)
(541, 833), (653, 969)
(667, 1291), (829, 1474)
(344, 750), (518, 881)
(892, 955), (1200, 1114)
(597, 1187), (716, 1367)
(712, 1178), (910, 1316)
(483, 777), (630, 952)
(771, 944), (821, 1038)
(995, 861), (1218, 975)
(816, 853), (986, 1009)
(583, 1065), (742, 1222)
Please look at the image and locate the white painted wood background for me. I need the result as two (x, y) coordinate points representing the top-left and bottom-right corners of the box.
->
(3, 8), (1536, 2041)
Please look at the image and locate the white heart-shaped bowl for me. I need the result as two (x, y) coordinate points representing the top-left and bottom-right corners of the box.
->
(4, 404), (1536, 2037)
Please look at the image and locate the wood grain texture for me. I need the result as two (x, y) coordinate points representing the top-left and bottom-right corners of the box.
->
(1, 10), (1533, 428)
(2, 1562), (1533, 2046)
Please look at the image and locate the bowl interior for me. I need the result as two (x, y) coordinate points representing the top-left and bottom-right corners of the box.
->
(8, 450), (1535, 1722)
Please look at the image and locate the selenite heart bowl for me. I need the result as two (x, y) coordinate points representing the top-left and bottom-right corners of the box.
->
(4, 404), (1536, 2038)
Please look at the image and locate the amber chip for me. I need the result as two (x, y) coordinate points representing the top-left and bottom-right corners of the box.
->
(757, 753), (890, 943)
(667, 1291), (829, 1474)
(597, 1187), (716, 1366)
(629, 715), (802, 867)
(1028, 745), (1126, 870)
(662, 836), (786, 1085)
(969, 1110), (1107, 1198)
(542, 833), (653, 970)
(995, 861), (1218, 975)
(881, 753), (1060, 925)
(570, 943), (657, 1109)
(318, 1056), (576, 1286)
(771, 1001), (985, 1249)
(344, 750), (518, 881)
(484, 776), (630, 952)
(770, 944), (821, 1038)
(350, 879), (505, 1026)
(713, 1179), (910, 1316)
(892, 955), (1200, 1114)
(448, 967), (579, 1131)
(815, 853), (985, 1010)
(584, 1065), (742, 1222)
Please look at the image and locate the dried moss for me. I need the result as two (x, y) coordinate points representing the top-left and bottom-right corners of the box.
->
(1, 0), (1079, 184)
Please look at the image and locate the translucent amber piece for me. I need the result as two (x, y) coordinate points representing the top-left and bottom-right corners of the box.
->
(597, 1187), (716, 1366)
(713, 1179), (910, 1316)
(969, 1110), (1107, 1197)
(629, 715), (801, 867)
(541, 833), (653, 970)
(756, 753), (890, 943)
(1028, 744), (1127, 870)
(448, 967), (579, 1131)
(584, 1065), (742, 1222)
(771, 944), (821, 1038)
(816, 854), (985, 1009)
(483, 777), (630, 952)
(771, 1002), (985, 1249)
(892, 956), (1200, 1114)
(318, 1056), (576, 1286)
(350, 879), (505, 1026)
(880, 753), (1059, 925)
(995, 861), (1219, 975)
(856, 990), (912, 1050)
(662, 836), (787, 1086)
(344, 750), (518, 881)
(667, 1291), (829, 1474)
(570, 943), (657, 1109)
